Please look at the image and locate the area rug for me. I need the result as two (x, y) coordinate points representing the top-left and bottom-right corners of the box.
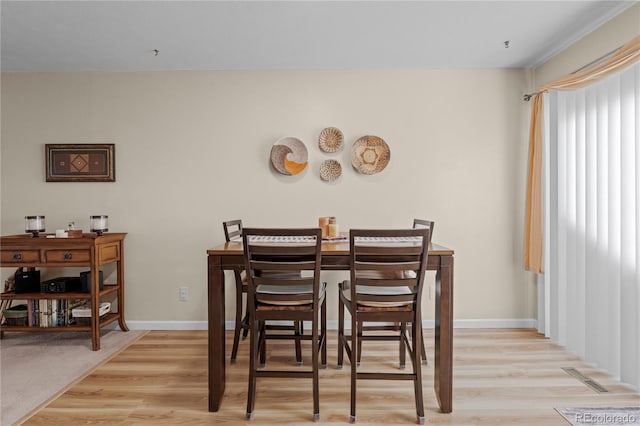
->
(556, 407), (640, 425)
(0, 329), (146, 425)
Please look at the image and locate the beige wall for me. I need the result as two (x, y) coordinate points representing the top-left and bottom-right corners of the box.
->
(1, 69), (535, 325)
(535, 3), (640, 86)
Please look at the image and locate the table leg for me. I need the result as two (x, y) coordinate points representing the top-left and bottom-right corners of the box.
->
(208, 254), (226, 412)
(117, 243), (129, 332)
(91, 248), (100, 351)
(434, 254), (453, 413)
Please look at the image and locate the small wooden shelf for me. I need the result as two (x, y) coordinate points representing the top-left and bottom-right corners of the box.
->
(0, 284), (119, 301)
(0, 312), (120, 332)
(0, 233), (128, 350)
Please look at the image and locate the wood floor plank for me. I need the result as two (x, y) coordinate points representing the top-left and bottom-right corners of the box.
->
(21, 329), (640, 425)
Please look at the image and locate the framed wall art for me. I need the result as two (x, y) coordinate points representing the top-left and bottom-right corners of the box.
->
(45, 144), (115, 182)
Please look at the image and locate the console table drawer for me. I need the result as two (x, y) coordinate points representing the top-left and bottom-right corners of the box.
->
(44, 249), (90, 263)
(99, 242), (120, 264)
(0, 250), (40, 263)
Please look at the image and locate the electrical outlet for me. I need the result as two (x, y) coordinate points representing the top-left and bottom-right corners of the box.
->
(179, 287), (188, 302)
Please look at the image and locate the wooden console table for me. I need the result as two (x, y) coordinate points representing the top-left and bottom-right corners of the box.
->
(0, 233), (128, 350)
(206, 239), (454, 413)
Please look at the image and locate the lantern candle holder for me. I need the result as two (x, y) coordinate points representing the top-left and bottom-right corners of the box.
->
(90, 215), (109, 236)
(25, 215), (46, 238)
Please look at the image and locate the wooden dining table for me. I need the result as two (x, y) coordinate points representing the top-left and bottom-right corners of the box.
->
(206, 238), (454, 413)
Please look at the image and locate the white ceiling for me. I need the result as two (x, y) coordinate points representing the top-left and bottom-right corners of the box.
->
(1, 1), (636, 72)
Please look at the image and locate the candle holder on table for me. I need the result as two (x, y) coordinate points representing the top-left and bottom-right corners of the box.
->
(25, 216), (45, 238)
(90, 215), (109, 236)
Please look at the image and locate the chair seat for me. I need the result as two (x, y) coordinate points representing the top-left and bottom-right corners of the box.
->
(257, 282), (326, 306)
(341, 280), (413, 307)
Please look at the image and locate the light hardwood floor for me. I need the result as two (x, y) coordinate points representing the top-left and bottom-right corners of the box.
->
(22, 329), (639, 425)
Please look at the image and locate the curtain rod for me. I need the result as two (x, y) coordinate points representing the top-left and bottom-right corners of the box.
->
(523, 44), (623, 101)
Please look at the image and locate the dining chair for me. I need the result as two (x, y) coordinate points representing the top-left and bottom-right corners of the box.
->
(223, 219), (249, 363)
(337, 228), (430, 424)
(223, 220), (304, 365)
(354, 219), (434, 367)
(411, 219), (434, 365)
(242, 227), (327, 421)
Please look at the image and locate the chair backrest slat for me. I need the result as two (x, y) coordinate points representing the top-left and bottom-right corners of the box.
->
(253, 276), (315, 286)
(251, 260), (317, 271)
(249, 245), (318, 256)
(352, 245), (424, 256)
(356, 278), (416, 287)
(355, 261), (422, 271)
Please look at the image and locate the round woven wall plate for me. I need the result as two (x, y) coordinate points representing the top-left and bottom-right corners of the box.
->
(270, 137), (308, 176)
(318, 127), (344, 153)
(351, 135), (390, 175)
(320, 159), (342, 181)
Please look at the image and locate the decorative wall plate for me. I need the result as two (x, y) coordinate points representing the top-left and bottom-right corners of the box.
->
(320, 159), (342, 181)
(318, 127), (344, 153)
(270, 137), (308, 176)
(351, 135), (390, 175)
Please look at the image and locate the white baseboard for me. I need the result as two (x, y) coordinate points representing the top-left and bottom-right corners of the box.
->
(126, 318), (537, 331)
(127, 321), (209, 330)
(451, 318), (537, 329)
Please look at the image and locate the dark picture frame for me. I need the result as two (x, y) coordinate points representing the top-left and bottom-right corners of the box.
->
(45, 144), (115, 182)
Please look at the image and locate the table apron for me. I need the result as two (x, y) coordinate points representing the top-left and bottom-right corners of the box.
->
(215, 253), (442, 271)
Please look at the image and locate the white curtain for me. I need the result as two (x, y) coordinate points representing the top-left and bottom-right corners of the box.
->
(542, 61), (640, 390)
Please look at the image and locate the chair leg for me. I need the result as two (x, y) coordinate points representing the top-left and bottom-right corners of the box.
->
(420, 328), (427, 365)
(321, 297), (327, 368)
(295, 321), (303, 365)
(356, 322), (363, 366)
(350, 314), (358, 423)
(399, 322), (407, 369)
(259, 321), (266, 368)
(408, 322), (428, 365)
(242, 309), (250, 340)
(337, 293), (345, 369)
(412, 318), (425, 425)
(231, 283), (244, 363)
(246, 317), (259, 420)
(312, 309), (320, 422)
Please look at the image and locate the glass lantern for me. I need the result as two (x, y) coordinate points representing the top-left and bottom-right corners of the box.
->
(90, 215), (109, 236)
(25, 215), (46, 237)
